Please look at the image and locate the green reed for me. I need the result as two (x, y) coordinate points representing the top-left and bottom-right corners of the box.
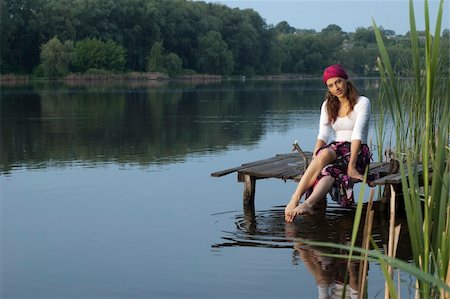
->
(371, 0), (449, 297)
(301, 0), (449, 297)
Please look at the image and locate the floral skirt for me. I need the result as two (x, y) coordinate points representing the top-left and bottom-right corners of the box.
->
(306, 141), (374, 207)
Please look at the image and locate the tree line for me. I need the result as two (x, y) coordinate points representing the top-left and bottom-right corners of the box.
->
(1, 0), (449, 78)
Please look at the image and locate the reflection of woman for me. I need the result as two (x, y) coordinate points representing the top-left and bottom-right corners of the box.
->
(294, 243), (359, 299)
(285, 64), (372, 222)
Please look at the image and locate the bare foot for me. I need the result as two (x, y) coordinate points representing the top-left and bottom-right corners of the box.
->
(284, 201), (298, 222)
(347, 166), (363, 181)
(286, 202), (315, 222)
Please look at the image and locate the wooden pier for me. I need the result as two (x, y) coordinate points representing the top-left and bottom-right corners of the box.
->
(211, 151), (406, 212)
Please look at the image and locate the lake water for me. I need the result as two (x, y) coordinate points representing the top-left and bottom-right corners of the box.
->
(1, 79), (414, 298)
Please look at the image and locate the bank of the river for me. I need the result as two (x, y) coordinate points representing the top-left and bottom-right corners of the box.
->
(0, 72), (317, 84)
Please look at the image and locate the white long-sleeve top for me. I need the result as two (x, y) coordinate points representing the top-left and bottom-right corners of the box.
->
(317, 96), (371, 144)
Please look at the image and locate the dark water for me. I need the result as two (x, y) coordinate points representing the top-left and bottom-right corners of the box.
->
(1, 79), (413, 298)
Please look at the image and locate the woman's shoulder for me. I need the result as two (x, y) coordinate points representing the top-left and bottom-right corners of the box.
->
(355, 96), (370, 108)
(357, 95), (370, 104)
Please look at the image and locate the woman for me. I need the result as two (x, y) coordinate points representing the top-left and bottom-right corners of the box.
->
(285, 64), (372, 222)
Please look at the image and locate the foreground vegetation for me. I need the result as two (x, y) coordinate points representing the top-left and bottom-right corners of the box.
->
(372, 0), (449, 296)
(308, 0), (449, 297)
(1, 0), (449, 78)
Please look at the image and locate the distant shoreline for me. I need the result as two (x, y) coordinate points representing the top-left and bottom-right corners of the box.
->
(0, 73), (382, 86)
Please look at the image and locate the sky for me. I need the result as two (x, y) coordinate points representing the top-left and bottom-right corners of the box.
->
(207, 0), (449, 35)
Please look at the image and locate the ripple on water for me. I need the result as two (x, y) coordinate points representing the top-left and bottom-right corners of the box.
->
(213, 201), (412, 261)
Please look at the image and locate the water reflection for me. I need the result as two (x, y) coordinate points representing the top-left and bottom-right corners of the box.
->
(293, 243), (359, 298)
(1, 80), (328, 174)
(1, 79), (382, 175)
(213, 202), (412, 297)
(214, 203), (409, 249)
(2, 78), (395, 297)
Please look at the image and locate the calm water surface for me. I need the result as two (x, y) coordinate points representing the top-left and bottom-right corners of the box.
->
(1, 80), (413, 298)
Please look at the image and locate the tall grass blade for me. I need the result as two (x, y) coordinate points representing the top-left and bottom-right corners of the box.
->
(299, 239), (450, 293)
(372, 19), (403, 125)
(409, 0), (421, 97)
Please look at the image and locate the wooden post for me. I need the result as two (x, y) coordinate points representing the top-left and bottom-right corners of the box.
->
(381, 158), (403, 213)
(242, 174), (256, 213)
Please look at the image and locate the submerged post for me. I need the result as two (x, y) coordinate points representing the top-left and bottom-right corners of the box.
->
(242, 174), (256, 212)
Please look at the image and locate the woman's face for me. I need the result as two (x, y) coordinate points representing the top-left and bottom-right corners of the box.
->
(326, 77), (348, 98)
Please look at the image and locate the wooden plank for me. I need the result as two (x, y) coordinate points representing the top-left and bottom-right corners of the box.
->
(370, 173), (403, 185)
(370, 163), (429, 186)
(238, 166), (304, 180)
(369, 161), (390, 170)
(213, 152), (393, 184)
(261, 159), (306, 179)
(242, 153), (310, 171)
(210, 152), (310, 177)
(240, 155), (306, 177)
(211, 165), (246, 177)
(277, 168), (304, 180)
(239, 158), (303, 178)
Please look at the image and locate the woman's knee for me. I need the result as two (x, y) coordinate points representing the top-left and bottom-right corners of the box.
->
(316, 148), (336, 165)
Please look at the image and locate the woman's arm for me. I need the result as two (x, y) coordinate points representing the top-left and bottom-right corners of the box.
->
(351, 96), (371, 142)
(316, 100), (331, 150)
(348, 97), (371, 180)
(313, 139), (326, 159)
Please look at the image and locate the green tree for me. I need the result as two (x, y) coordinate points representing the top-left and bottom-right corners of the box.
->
(72, 38), (126, 72)
(164, 53), (182, 77)
(146, 41), (183, 77)
(258, 28), (282, 74)
(353, 27), (377, 47)
(103, 40), (127, 71)
(196, 31), (234, 75)
(335, 46), (379, 75)
(1, 0), (429, 77)
(1, 0), (46, 73)
(220, 8), (264, 75)
(320, 24), (346, 52)
(274, 21), (296, 34)
(39, 36), (73, 78)
(147, 41), (166, 73)
(278, 33), (328, 74)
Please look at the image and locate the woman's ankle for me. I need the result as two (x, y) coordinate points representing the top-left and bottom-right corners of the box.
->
(304, 200), (313, 209)
(305, 197), (327, 210)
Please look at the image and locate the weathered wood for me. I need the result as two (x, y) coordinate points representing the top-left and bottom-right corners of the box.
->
(210, 153), (305, 177)
(240, 154), (309, 180)
(370, 163), (430, 186)
(212, 153), (392, 183)
(381, 159), (401, 202)
(211, 165), (247, 177)
(211, 152), (426, 212)
(242, 174), (256, 211)
(292, 140), (309, 172)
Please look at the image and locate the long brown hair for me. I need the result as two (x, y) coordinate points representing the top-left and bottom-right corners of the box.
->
(325, 80), (360, 123)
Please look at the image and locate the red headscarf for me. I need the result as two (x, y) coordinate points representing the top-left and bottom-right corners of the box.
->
(322, 64), (348, 84)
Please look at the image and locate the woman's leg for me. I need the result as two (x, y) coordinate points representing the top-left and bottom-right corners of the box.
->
(285, 148), (337, 221)
(287, 176), (335, 220)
